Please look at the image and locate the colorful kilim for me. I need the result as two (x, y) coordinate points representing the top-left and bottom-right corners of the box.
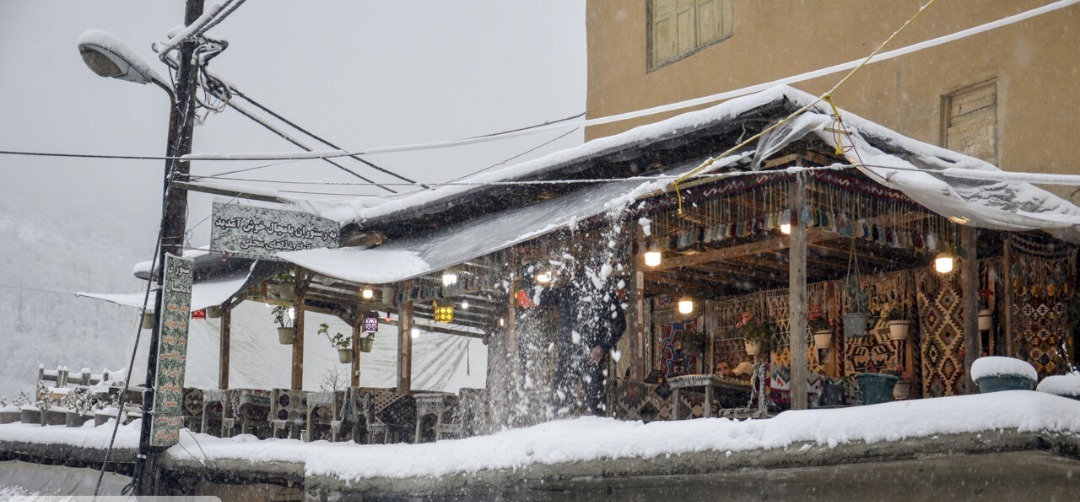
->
(844, 270), (917, 381)
(1008, 236), (1075, 378)
(915, 269), (965, 397)
(656, 317), (700, 377)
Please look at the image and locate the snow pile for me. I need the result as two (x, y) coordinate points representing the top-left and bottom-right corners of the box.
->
(0, 418), (141, 449)
(151, 391), (1080, 481)
(970, 356), (1038, 381)
(1037, 372), (1080, 398)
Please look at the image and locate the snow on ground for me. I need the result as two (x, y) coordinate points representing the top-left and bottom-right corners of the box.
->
(3, 391), (1078, 482)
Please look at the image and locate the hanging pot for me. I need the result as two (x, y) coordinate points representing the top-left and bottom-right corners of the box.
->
(887, 320), (911, 340)
(206, 305), (223, 319)
(278, 327), (296, 345)
(269, 283), (297, 302)
(978, 309), (993, 331)
(338, 349), (354, 364)
(813, 331), (833, 349)
(360, 335), (375, 353)
(744, 340), (761, 356)
(141, 312), (155, 330)
(843, 312), (867, 338)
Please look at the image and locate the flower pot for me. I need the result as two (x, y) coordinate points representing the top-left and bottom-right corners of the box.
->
(887, 320), (910, 340)
(141, 311), (155, 330)
(893, 381), (911, 401)
(744, 340), (761, 356)
(20, 408), (41, 425)
(855, 373), (898, 405)
(278, 327), (296, 345)
(978, 309), (993, 331)
(359, 335), (375, 353)
(0, 408), (21, 424)
(975, 375), (1036, 393)
(843, 312), (867, 338)
(338, 349), (354, 364)
(65, 411), (93, 428)
(813, 331), (832, 349)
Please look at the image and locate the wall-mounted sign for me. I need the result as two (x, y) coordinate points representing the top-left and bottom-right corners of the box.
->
(150, 253), (193, 447)
(363, 312), (380, 334)
(210, 202), (339, 259)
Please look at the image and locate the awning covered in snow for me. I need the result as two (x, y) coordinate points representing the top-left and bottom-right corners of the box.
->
(77, 268), (252, 312)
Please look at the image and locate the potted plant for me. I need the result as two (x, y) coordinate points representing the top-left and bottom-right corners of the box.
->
(319, 323), (354, 363)
(855, 361), (898, 405)
(63, 387), (94, 427)
(809, 316), (833, 349)
(843, 278), (869, 338)
(885, 363), (912, 400)
(737, 314), (772, 356)
(141, 309), (155, 330)
(674, 327), (706, 356)
(882, 305), (910, 340)
(971, 356), (1037, 393)
(273, 306), (296, 345)
(978, 289), (993, 331)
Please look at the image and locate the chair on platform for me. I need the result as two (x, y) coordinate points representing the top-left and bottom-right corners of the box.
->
(269, 388), (307, 439)
(361, 389), (416, 444)
(181, 387), (203, 433)
(304, 390), (343, 442)
(225, 388), (272, 438)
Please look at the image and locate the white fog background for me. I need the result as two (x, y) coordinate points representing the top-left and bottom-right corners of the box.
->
(0, 1), (586, 398)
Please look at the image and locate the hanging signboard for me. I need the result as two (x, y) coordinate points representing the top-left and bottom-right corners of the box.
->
(210, 202), (339, 259)
(150, 253), (193, 447)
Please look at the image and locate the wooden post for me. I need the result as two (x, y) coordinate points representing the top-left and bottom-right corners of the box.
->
(397, 282), (413, 394)
(961, 225), (980, 394)
(291, 272), (309, 390)
(635, 270), (646, 381)
(351, 321), (361, 387)
(218, 306), (231, 389)
(1003, 237), (1014, 357)
(788, 177), (809, 410)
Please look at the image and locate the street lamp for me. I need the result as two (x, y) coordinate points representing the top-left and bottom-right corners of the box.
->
(78, 3), (205, 495)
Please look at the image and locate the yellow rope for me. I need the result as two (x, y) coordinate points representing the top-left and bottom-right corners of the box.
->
(669, 0), (938, 208)
(823, 94), (845, 155)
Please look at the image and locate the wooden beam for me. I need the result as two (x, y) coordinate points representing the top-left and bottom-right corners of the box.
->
(789, 178), (809, 411)
(961, 225), (979, 394)
(397, 282), (413, 394)
(172, 180), (288, 204)
(218, 306), (231, 389)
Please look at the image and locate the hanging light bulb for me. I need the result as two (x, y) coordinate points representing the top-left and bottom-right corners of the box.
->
(411, 327), (420, 339)
(780, 223), (792, 235)
(678, 297), (694, 315)
(643, 250), (662, 267)
(461, 300), (470, 310)
(935, 252), (955, 274)
(361, 287), (374, 300)
(535, 270), (553, 284)
(442, 271), (458, 287)
(498, 317), (506, 327)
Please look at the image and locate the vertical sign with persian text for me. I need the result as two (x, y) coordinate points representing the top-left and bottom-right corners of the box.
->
(150, 253), (193, 447)
(210, 202), (339, 260)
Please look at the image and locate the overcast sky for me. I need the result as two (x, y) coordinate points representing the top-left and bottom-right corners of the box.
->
(0, 1), (586, 249)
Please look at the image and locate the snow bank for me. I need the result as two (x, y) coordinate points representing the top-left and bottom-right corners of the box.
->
(0, 418), (141, 449)
(154, 391), (1080, 481)
(971, 356), (1038, 381)
(1037, 372), (1080, 398)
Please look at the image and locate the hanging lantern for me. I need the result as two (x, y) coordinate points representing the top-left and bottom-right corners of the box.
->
(442, 271), (459, 287)
(678, 297), (694, 315)
(934, 252), (955, 274)
(434, 304), (454, 323)
(643, 250), (662, 267)
(780, 223), (792, 235)
(461, 300), (470, 310)
(361, 287), (375, 300)
(363, 311), (380, 334)
(535, 270), (553, 284)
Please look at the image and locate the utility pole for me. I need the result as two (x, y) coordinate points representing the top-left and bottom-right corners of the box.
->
(135, 0), (204, 495)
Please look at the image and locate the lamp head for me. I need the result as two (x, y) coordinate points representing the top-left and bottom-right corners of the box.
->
(77, 29), (166, 87)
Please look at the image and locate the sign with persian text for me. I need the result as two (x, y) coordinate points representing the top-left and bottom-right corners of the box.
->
(210, 202), (339, 259)
(150, 253), (193, 447)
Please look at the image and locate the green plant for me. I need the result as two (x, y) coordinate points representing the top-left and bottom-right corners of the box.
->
(737, 316), (772, 350)
(809, 316), (833, 332)
(674, 327), (706, 354)
(882, 304), (908, 322)
(272, 306), (294, 328)
(319, 323), (351, 350)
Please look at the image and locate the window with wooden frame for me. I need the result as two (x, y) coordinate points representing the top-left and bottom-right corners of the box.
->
(648, 0), (734, 70)
(942, 80), (998, 164)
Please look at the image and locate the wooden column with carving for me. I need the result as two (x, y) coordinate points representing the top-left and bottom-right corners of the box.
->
(397, 281), (413, 394)
(961, 225), (980, 394)
(351, 318), (362, 388)
(788, 177), (809, 410)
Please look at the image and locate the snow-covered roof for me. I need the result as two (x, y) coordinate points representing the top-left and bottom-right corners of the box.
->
(77, 267), (251, 312)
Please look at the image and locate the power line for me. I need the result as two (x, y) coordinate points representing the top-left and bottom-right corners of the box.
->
(0, 283), (77, 296)
(0, 149), (173, 161)
(447, 127), (581, 183)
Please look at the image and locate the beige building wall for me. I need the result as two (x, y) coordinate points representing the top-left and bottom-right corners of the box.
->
(586, 0), (1080, 199)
